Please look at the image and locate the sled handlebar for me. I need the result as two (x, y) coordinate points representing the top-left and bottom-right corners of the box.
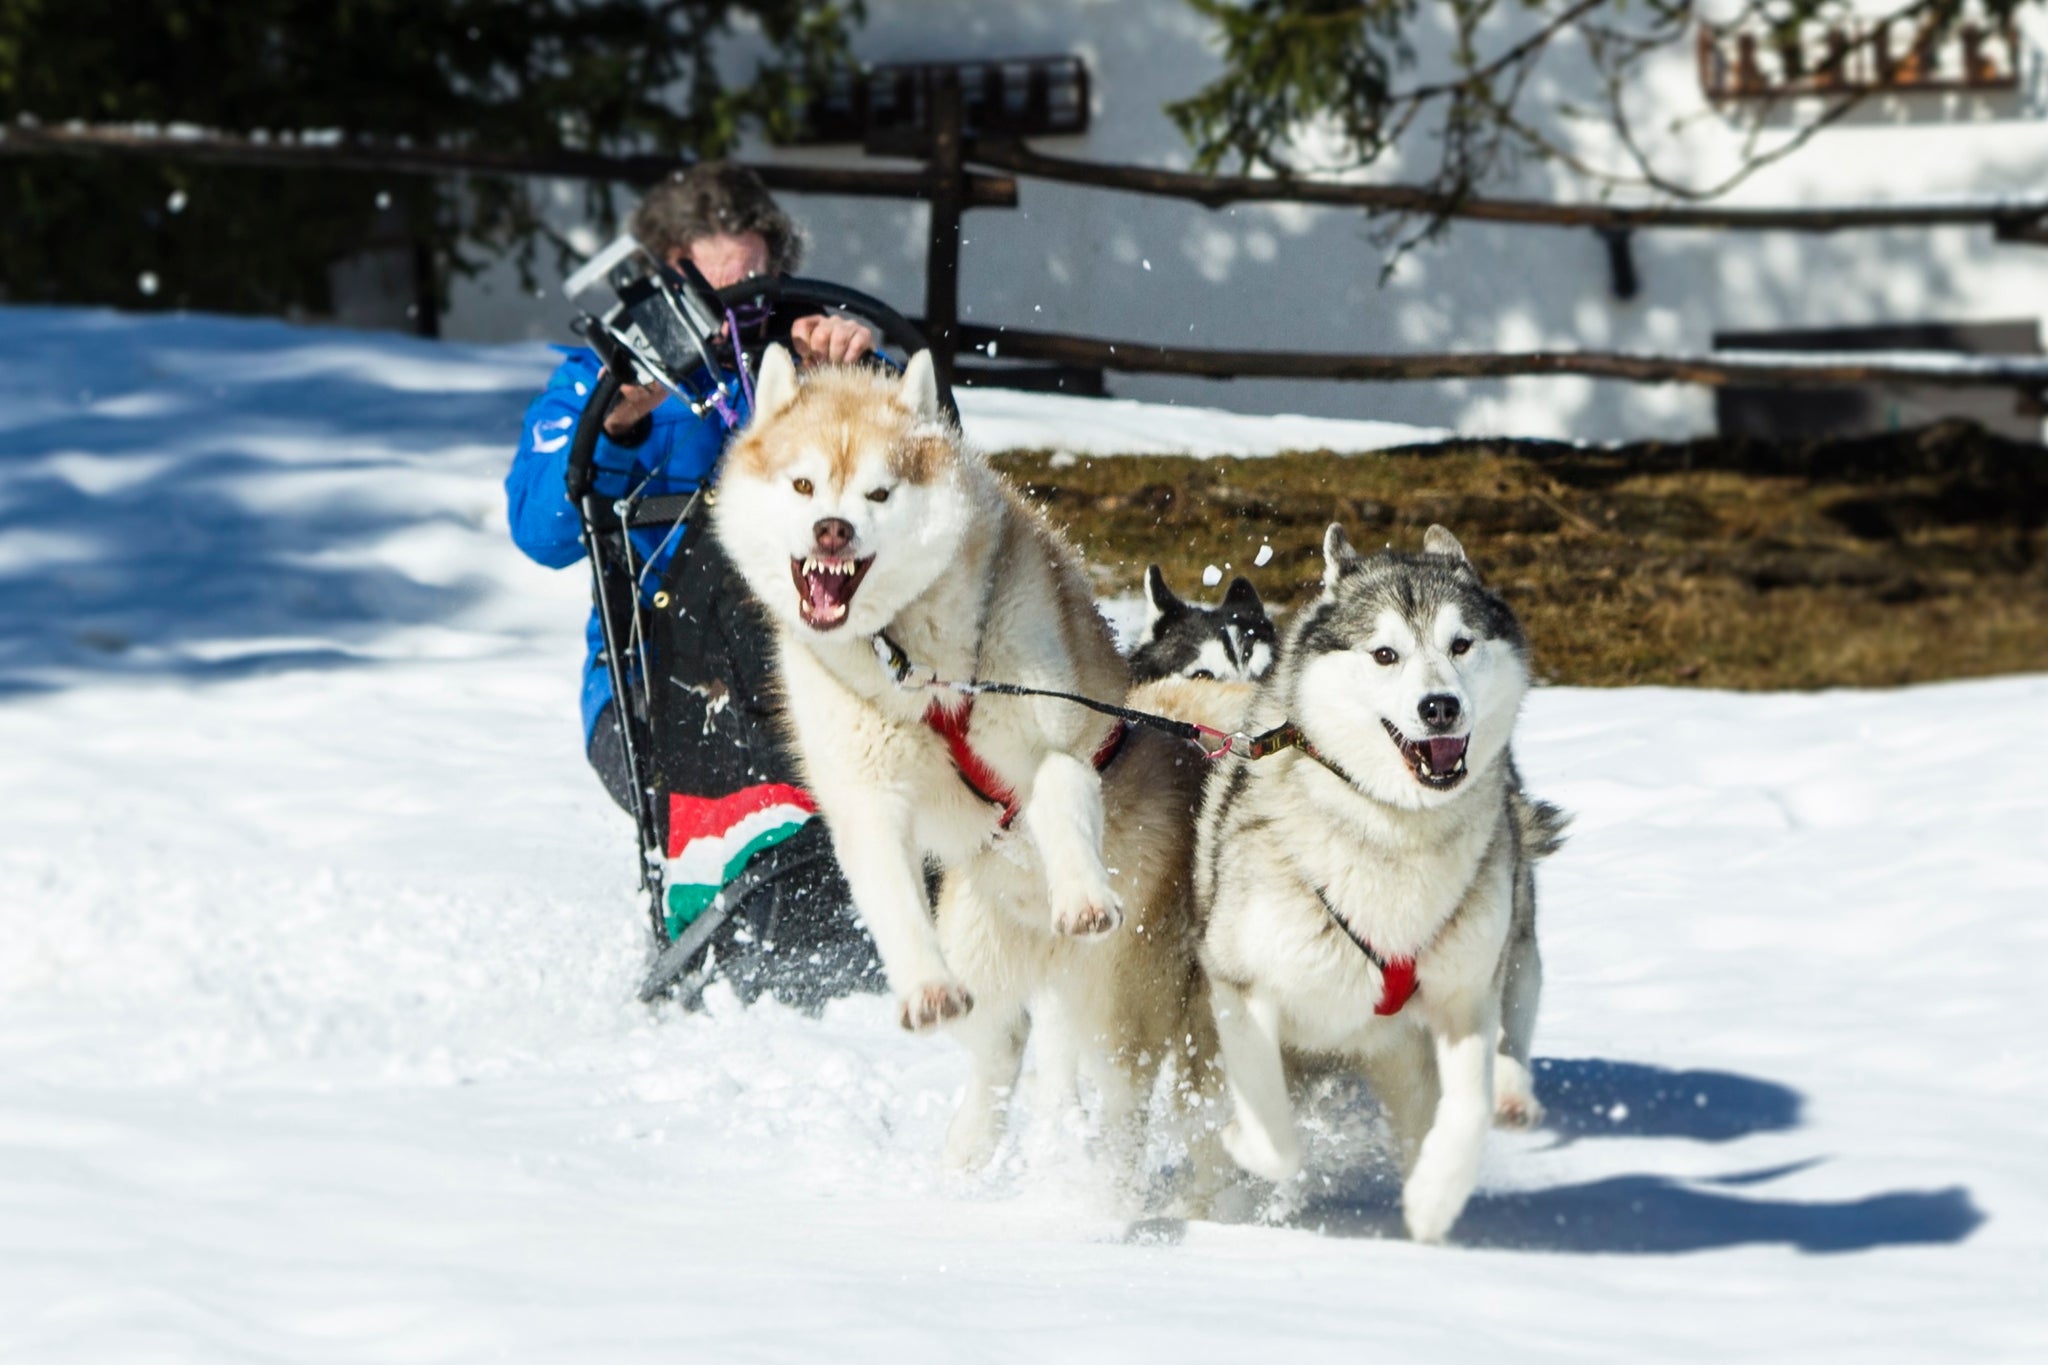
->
(564, 275), (953, 506)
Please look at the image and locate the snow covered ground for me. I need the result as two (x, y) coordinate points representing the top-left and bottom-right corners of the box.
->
(952, 383), (1448, 457)
(2, 307), (2044, 1362)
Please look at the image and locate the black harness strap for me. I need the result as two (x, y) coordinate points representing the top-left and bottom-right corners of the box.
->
(871, 631), (1212, 748)
(867, 636), (1373, 781)
(1310, 883), (1423, 1017)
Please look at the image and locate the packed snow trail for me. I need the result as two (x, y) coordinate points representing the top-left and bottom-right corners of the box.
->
(1, 308), (2043, 1362)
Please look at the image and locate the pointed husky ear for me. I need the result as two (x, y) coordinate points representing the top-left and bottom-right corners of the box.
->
(894, 350), (942, 420)
(1143, 564), (1184, 627)
(1322, 523), (1360, 589)
(1423, 524), (1475, 574)
(1222, 575), (1263, 615)
(750, 344), (799, 425)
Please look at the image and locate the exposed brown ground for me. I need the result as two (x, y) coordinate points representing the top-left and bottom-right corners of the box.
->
(991, 419), (2048, 689)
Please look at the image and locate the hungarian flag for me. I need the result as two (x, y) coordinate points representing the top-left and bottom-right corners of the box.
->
(662, 783), (817, 938)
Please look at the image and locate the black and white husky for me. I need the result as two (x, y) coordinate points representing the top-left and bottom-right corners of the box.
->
(1194, 524), (1566, 1241)
(1129, 566), (1277, 684)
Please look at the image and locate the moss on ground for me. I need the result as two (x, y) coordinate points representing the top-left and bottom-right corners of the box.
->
(990, 419), (2048, 689)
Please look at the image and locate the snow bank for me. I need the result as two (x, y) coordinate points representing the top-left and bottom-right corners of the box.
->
(956, 383), (1449, 456)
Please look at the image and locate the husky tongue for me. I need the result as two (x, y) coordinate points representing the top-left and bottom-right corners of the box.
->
(805, 566), (856, 616)
(1381, 717), (1471, 787)
(1421, 736), (1468, 772)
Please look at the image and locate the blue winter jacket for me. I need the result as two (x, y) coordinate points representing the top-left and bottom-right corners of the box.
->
(505, 347), (742, 742)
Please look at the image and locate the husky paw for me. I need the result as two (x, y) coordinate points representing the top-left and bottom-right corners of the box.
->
(1050, 888), (1124, 939)
(943, 1103), (1003, 1171)
(1221, 1118), (1301, 1185)
(1492, 1059), (1545, 1129)
(898, 981), (974, 1033)
(1493, 1090), (1545, 1129)
(1401, 1172), (1469, 1244)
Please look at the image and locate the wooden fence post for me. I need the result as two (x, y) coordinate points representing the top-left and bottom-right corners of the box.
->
(923, 69), (965, 395)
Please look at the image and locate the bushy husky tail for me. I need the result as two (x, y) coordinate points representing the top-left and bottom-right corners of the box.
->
(1510, 789), (1571, 860)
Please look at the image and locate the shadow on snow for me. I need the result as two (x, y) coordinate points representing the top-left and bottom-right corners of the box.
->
(1297, 1170), (1982, 1255)
(1533, 1056), (1803, 1144)
(1257, 1057), (1981, 1254)
(0, 309), (544, 690)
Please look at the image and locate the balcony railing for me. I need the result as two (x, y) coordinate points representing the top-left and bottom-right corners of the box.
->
(1697, 18), (2020, 101)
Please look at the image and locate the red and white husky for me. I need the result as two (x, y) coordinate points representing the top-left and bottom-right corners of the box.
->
(714, 347), (1213, 1176)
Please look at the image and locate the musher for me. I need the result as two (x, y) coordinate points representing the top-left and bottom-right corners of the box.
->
(505, 161), (881, 1006)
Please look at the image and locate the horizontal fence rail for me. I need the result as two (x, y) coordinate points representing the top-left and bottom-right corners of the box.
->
(965, 139), (2048, 236)
(16, 121), (2045, 230)
(0, 122), (1019, 206)
(954, 323), (2048, 393)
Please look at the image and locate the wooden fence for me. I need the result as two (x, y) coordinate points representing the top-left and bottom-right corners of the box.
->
(11, 86), (2048, 408)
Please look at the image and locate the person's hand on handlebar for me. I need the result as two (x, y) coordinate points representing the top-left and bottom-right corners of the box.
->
(601, 312), (876, 436)
(790, 314), (875, 366)
(602, 379), (671, 439)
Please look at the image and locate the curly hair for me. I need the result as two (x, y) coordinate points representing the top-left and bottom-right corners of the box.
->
(629, 161), (804, 275)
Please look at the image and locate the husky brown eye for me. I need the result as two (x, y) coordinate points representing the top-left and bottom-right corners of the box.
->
(1372, 647), (1399, 666)
(1450, 637), (1473, 657)
(791, 477), (813, 496)
(866, 487), (890, 503)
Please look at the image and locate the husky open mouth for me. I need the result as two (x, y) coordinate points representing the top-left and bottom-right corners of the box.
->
(1381, 718), (1469, 790)
(790, 554), (874, 630)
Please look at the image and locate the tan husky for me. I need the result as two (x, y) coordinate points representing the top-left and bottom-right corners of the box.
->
(713, 347), (1212, 1176)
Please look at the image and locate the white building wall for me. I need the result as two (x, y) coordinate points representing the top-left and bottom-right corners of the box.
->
(443, 0), (2048, 442)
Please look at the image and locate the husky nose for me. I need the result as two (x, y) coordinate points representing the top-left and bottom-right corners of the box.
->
(1418, 693), (1462, 732)
(812, 518), (855, 556)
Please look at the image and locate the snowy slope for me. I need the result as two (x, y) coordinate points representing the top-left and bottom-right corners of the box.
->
(1, 307), (2043, 1363)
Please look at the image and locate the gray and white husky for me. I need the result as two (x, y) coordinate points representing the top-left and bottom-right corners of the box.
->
(1195, 523), (1566, 1241)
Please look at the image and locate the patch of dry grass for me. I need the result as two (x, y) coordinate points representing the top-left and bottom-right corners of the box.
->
(992, 420), (2048, 689)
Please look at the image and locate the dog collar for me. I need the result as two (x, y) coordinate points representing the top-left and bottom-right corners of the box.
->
(1248, 721), (1372, 792)
(1311, 883), (1420, 1016)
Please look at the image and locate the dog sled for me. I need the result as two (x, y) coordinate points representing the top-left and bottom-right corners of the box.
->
(560, 240), (953, 1007)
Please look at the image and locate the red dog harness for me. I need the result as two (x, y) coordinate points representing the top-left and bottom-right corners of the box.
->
(1313, 883), (1422, 1016)
(924, 696), (1130, 831)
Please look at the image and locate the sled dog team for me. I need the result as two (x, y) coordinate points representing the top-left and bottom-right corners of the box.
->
(712, 347), (1568, 1242)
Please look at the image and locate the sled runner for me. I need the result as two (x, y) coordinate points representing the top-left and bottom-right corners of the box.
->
(560, 241), (953, 1007)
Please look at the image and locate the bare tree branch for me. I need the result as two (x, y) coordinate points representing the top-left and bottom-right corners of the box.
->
(1169, 0), (2032, 258)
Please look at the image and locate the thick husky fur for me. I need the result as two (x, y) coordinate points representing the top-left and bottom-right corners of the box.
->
(714, 346), (1212, 1173)
(1129, 566), (1277, 685)
(1195, 523), (1567, 1241)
